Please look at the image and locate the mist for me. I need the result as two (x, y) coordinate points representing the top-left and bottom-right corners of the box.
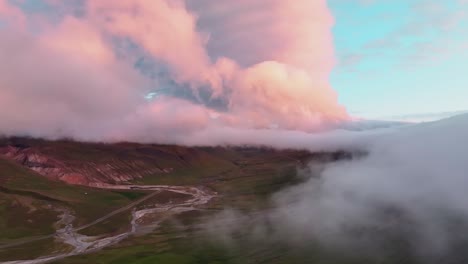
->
(204, 114), (468, 262)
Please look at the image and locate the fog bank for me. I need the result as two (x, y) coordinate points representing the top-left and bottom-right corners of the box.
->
(206, 114), (468, 262)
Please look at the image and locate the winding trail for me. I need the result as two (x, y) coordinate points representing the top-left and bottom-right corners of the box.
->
(0, 184), (216, 264)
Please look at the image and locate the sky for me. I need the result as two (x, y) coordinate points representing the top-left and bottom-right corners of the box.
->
(329, 0), (468, 119)
(0, 0), (467, 142)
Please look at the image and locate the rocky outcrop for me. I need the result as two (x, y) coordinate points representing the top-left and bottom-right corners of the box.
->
(0, 138), (348, 187)
(0, 146), (169, 186)
(0, 146), (68, 180)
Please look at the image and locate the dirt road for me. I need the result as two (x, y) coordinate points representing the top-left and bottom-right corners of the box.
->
(0, 184), (215, 264)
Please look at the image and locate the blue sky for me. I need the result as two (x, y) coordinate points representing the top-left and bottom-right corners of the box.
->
(329, 0), (468, 118)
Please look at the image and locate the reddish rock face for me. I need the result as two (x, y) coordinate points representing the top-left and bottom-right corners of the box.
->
(0, 146), (67, 181)
(0, 146), (108, 185)
(0, 139), (348, 188)
(59, 173), (89, 186)
(0, 144), (175, 186)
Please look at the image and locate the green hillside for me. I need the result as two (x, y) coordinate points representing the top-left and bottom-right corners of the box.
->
(0, 138), (352, 263)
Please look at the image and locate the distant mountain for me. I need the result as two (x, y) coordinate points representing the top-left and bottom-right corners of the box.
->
(366, 110), (468, 123)
(338, 119), (409, 131)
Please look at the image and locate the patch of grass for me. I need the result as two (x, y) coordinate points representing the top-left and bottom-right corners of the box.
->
(0, 238), (71, 262)
(78, 210), (132, 237)
(0, 193), (58, 240)
(135, 191), (193, 211)
(111, 190), (148, 201)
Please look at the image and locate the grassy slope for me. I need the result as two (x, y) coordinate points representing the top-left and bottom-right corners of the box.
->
(50, 148), (323, 264)
(0, 159), (148, 225)
(1, 138), (335, 263)
(0, 157), (151, 261)
(0, 192), (57, 240)
(0, 139), (306, 240)
(49, 146), (446, 264)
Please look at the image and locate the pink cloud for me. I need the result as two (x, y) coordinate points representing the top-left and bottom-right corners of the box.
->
(188, 0), (347, 129)
(0, 0), (26, 28)
(86, 0), (215, 86)
(0, 0), (349, 143)
(189, 0), (336, 72)
(41, 17), (116, 65)
(229, 61), (346, 131)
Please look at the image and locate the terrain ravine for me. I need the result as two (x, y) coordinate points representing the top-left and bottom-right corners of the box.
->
(0, 184), (215, 264)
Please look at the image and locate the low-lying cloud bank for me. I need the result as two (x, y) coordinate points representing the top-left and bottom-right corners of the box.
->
(205, 114), (468, 262)
(0, 0), (348, 143)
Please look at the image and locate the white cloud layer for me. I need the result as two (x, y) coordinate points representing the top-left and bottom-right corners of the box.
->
(206, 114), (468, 261)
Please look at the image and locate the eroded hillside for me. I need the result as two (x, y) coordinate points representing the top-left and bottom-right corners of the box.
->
(0, 137), (347, 187)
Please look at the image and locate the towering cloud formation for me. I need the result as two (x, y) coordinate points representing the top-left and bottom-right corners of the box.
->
(0, 0), (348, 142)
(189, 0), (336, 73)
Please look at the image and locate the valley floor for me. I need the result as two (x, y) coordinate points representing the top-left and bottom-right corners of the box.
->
(1, 184), (215, 264)
(0, 138), (324, 264)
